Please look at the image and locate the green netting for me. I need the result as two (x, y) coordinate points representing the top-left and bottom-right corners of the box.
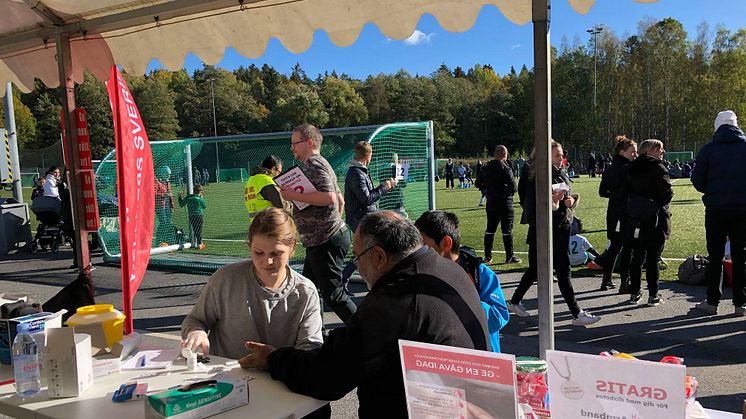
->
(95, 122), (434, 273)
(665, 151), (693, 163)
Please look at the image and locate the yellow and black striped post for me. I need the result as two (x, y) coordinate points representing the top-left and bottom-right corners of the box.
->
(1, 129), (11, 184)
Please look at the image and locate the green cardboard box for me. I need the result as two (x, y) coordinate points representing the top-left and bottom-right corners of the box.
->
(145, 377), (249, 419)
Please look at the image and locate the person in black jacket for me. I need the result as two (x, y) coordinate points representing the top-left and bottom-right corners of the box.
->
(341, 142), (396, 288)
(508, 141), (601, 326)
(596, 136), (638, 292)
(476, 145), (521, 264)
(625, 139), (673, 306)
(692, 110), (746, 316)
(588, 153), (597, 177)
(239, 211), (490, 418)
(444, 158), (455, 189)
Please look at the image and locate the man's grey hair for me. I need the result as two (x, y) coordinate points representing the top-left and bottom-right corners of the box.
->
(293, 123), (323, 148)
(495, 145), (508, 159)
(358, 211), (421, 261)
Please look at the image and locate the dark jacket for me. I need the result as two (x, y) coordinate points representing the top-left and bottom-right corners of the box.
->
(691, 124), (746, 210)
(476, 158), (515, 203)
(626, 154), (674, 241)
(517, 163), (575, 234)
(344, 160), (388, 231)
(267, 247), (490, 419)
(599, 154), (633, 240)
(518, 160), (533, 225)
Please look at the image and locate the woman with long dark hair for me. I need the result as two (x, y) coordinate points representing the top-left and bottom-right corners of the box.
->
(625, 139), (673, 306)
(597, 136), (638, 292)
(507, 140), (601, 326)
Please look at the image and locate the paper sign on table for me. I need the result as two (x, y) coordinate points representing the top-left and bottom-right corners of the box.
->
(274, 166), (317, 211)
(546, 350), (686, 419)
(399, 340), (518, 419)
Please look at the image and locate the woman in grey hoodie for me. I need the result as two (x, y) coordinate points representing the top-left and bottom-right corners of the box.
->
(181, 208), (323, 361)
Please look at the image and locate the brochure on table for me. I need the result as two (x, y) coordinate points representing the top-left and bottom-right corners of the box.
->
(274, 166), (317, 211)
(399, 340), (518, 419)
(546, 350), (686, 419)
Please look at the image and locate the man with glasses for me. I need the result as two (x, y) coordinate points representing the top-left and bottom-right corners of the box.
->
(240, 211), (490, 417)
(280, 123), (356, 322)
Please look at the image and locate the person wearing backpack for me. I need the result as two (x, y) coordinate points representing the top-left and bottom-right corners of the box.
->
(624, 139), (673, 306)
(415, 210), (509, 352)
(691, 110), (746, 317)
(596, 136), (638, 292)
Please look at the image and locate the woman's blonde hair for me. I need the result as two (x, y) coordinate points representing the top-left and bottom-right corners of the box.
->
(638, 139), (664, 157)
(247, 208), (296, 248)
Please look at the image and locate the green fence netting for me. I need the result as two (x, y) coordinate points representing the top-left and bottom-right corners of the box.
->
(95, 122), (435, 273)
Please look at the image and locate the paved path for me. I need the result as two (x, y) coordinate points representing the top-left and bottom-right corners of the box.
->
(1, 248), (743, 415)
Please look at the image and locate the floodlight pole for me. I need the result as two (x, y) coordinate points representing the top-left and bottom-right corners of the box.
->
(209, 78), (220, 183)
(587, 26), (602, 155)
(533, 0), (554, 359)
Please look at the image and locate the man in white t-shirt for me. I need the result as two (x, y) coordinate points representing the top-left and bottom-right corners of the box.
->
(568, 234), (600, 267)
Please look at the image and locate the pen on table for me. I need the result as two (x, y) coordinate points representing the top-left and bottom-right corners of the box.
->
(0, 379), (15, 387)
(138, 354), (147, 367)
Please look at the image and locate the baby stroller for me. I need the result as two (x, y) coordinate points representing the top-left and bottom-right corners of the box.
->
(30, 195), (66, 253)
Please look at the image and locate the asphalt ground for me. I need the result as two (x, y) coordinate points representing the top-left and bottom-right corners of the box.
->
(1, 247), (744, 416)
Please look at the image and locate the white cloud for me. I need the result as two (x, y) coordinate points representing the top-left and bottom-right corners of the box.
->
(511, 43), (522, 50)
(403, 30), (435, 46)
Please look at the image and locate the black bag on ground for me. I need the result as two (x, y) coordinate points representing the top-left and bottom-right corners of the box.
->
(43, 267), (95, 322)
(677, 255), (708, 286)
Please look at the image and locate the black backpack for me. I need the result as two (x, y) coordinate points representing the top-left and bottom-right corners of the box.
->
(458, 246), (482, 290)
(624, 193), (660, 239)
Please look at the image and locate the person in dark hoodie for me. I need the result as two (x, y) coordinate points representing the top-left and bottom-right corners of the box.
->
(239, 211), (490, 418)
(596, 136), (638, 292)
(625, 139), (673, 307)
(692, 110), (746, 317)
(475, 145), (521, 264)
(507, 141), (601, 326)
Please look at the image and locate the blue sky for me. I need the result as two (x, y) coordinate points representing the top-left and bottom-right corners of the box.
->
(149, 0), (746, 79)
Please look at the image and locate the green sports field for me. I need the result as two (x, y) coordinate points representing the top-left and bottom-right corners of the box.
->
(20, 175), (705, 279)
(435, 176), (705, 280)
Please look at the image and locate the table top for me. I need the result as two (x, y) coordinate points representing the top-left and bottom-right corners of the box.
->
(0, 356), (327, 419)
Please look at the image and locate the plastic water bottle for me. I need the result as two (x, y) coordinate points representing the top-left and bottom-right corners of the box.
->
(12, 323), (41, 398)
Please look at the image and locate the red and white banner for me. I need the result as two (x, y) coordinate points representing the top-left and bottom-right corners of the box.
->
(74, 108), (100, 230)
(106, 65), (155, 334)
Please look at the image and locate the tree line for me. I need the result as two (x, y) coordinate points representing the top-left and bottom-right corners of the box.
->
(2, 17), (745, 160)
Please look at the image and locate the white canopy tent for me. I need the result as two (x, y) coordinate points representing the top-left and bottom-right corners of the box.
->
(0, 0), (657, 357)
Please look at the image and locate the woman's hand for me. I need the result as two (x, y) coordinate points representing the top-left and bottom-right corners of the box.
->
(552, 190), (565, 203)
(181, 330), (210, 355)
(563, 195), (575, 208)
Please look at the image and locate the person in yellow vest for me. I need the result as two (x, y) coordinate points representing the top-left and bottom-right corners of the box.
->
(244, 155), (288, 224)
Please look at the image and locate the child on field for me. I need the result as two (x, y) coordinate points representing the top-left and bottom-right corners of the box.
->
(178, 185), (207, 250)
(569, 233), (601, 268)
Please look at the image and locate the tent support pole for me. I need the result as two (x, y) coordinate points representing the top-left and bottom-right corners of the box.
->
(533, 0), (554, 359)
(56, 32), (91, 271)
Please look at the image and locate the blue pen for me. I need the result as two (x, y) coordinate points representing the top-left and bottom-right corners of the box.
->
(138, 354), (147, 367)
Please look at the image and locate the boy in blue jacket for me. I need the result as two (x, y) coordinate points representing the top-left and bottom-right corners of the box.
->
(415, 210), (510, 352)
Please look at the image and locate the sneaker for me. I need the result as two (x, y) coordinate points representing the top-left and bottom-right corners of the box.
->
(587, 261), (603, 270)
(735, 306), (745, 317)
(618, 280), (629, 294)
(694, 301), (718, 315)
(483, 256), (493, 264)
(506, 256), (522, 264)
(648, 294), (664, 306)
(507, 301), (530, 318)
(160, 242), (169, 247)
(599, 281), (617, 291)
(197, 243), (206, 250)
(572, 310), (601, 326)
(629, 293), (642, 305)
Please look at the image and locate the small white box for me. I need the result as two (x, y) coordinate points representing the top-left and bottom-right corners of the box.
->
(45, 328), (93, 398)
